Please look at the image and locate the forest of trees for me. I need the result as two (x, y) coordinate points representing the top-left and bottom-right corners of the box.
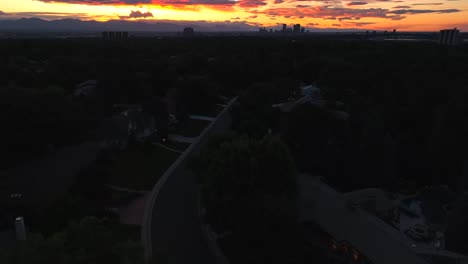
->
(1, 36), (468, 260)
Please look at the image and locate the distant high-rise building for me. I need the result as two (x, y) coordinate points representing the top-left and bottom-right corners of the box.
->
(183, 27), (195, 37)
(102, 31), (128, 39)
(282, 24), (287, 32)
(439, 28), (460, 46)
(301, 27), (305, 33)
(293, 24), (301, 33)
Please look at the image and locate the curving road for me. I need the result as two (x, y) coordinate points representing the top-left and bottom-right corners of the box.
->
(150, 168), (214, 263)
(144, 98), (236, 264)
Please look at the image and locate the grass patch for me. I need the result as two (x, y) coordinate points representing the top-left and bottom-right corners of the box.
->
(171, 118), (211, 137)
(106, 188), (142, 206)
(116, 223), (141, 241)
(159, 140), (190, 152)
(107, 144), (180, 190)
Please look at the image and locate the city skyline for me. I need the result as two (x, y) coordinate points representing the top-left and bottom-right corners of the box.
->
(0, 0), (467, 31)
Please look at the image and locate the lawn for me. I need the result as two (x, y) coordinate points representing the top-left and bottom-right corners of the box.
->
(107, 144), (180, 190)
(159, 140), (191, 152)
(115, 222), (141, 241)
(105, 188), (142, 206)
(171, 118), (211, 137)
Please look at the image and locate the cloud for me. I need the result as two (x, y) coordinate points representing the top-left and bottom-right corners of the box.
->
(231, 16), (241, 19)
(274, 0), (283, 3)
(38, 0), (152, 4)
(248, 15), (258, 18)
(0, 11), (6, 15)
(390, 8), (460, 14)
(338, 16), (360, 21)
(296, 4), (310, 7)
(37, 0), (239, 5)
(119, 10), (153, 19)
(341, 21), (376, 27)
(251, 6), (401, 20)
(2, 11), (93, 20)
(251, 5), (461, 21)
(347, 1), (367, 5)
(412, 2), (443, 5)
(393, 5), (410, 8)
(237, 0), (268, 7)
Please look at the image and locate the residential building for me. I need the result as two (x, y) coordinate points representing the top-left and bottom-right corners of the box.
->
(299, 175), (468, 264)
(74, 79), (97, 97)
(102, 31), (129, 39)
(299, 175), (429, 264)
(439, 28), (460, 46)
(293, 24), (301, 33)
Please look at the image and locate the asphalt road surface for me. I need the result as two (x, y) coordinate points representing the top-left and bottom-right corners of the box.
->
(150, 168), (215, 264)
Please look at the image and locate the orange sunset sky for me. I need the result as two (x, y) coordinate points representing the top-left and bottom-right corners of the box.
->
(0, 0), (467, 31)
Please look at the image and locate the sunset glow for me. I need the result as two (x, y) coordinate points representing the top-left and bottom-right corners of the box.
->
(0, 0), (467, 31)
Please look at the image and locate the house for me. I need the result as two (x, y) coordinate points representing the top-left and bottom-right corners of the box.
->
(273, 83), (350, 120)
(97, 114), (131, 149)
(98, 102), (165, 149)
(74, 80), (97, 97)
(299, 175), (430, 264)
(122, 108), (156, 141)
(300, 175), (468, 264)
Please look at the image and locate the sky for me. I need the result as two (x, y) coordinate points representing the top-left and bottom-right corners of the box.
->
(0, 0), (467, 31)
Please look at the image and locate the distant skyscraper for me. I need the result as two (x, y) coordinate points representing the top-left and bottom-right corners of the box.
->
(293, 24), (301, 33)
(282, 24), (287, 32)
(439, 28), (460, 46)
(301, 27), (305, 33)
(102, 31), (128, 39)
(183, 27), (195, 37)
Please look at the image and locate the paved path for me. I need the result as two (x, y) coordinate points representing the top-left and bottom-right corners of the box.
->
(150, 169), (214, 263)
(151, 142), (184, 154)
(104, 184), (148, 194)
(145, 97), (237, 264)
(0, 142), (101, 206)
(119, 193), (149, 226)
(189, 115), (216, 122)
(299, 175), (429, 264)
(168, 134), (198, 144)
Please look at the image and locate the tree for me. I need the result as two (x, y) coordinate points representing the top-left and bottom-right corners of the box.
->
(446, 192), (468, 255)
(280, 104), (350, 186)
(193, 134), (298, 263)
(175, 75), (219, 116)
(0, 217), (145, 264)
